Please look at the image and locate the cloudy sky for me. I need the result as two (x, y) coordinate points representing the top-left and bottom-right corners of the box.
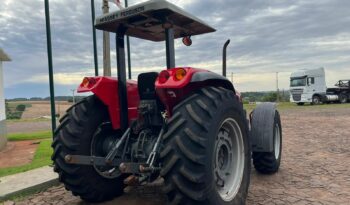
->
(1, 0), (350, 98)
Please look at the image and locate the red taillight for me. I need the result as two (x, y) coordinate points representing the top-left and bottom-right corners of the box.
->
(158, 70), (170, 84)
(174, 68), (186, 81)
(81, 77), (96, 88)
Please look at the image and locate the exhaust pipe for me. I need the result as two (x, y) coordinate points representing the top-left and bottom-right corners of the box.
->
(222, 39), (230, 77)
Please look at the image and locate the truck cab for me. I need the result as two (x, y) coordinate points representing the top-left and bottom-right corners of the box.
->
(290, 67), (326, 104)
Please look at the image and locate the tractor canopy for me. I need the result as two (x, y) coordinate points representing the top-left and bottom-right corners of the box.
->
(95, 0), (216, 41)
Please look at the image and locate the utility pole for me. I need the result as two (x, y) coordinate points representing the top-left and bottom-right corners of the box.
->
(231, 72), (234, 83)
(71, 89), (76, 104)
(102, 0), (111, 76)
(276, 72), (279, 102)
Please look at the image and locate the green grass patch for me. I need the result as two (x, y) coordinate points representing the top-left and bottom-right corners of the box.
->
(0, 139), (53, 177)
(7, 130), (52, 141)
(243, 102), (350, 113)
(6, 118), (51, 123)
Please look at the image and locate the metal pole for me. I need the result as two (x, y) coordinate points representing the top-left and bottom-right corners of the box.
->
(103, 0), (111, 76)
(44, 0), (56, 133)
(124, 0), (132, 79)
(276, 72), (279, 102)
(116, 26), (128, 131)
(231, 72), (233, 83)
(91, 0), (99, 76)
(71, 89), (76, 104)
(165, 28), (175, 69)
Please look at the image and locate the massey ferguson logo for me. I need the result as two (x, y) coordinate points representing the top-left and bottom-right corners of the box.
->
(120, 6), (145, 17)
(98, 6), (145, 24)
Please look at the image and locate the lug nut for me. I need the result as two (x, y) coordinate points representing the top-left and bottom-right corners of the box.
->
(65, 155), (72, 162)
(139, 165), (145, 173)
(119, 163), (127, 172)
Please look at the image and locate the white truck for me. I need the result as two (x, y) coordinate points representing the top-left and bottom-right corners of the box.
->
(289, 68), (350, 105)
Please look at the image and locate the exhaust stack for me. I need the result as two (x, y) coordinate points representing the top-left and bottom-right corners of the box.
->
(222, 39), (230, 77)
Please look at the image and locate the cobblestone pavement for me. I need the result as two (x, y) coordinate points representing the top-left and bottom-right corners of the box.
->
(7, 106), (350, 205)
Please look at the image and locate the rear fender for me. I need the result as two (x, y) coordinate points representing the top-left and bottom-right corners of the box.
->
(155, 67), (235, 115)
(77, 77), (139, 129)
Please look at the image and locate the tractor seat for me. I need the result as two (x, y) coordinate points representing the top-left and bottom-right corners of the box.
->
(138, 72), (159, 100)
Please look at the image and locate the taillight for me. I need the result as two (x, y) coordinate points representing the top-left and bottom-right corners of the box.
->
(81, 77), (96, 88)
(159, 70), (170, 84)
(174, 68), (186, 81)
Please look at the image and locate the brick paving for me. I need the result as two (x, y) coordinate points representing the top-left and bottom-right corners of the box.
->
(6, 106), (350, 205)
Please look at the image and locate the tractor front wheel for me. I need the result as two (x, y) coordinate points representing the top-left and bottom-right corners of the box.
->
(252, 110), (282, 174)
(51, 96), (125, 202)
(160, 87), (250, 205)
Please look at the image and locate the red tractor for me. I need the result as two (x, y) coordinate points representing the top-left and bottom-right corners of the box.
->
(52, 1), (282, 204)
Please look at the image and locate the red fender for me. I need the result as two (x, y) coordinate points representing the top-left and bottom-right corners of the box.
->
(77, 77), (139, 130)
(155, 67), (236, 115)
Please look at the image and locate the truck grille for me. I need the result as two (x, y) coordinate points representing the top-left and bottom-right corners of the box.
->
(290, 89), (303, 101)
(292, 94), (301, 101)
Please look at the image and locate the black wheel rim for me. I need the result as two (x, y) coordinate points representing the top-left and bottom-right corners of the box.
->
(91, 123), (122, 179)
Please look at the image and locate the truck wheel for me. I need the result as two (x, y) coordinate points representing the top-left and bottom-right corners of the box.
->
(339, 94), (347, 104)
(252, 110), (282, 174)
(160, 87), (250, 205)
(311, 95), (321, 105)
(52, 96), (125, 202)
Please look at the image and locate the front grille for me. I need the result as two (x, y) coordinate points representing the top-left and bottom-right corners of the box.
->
(292, 94), (301, 101)
(290, 89), (303, 101)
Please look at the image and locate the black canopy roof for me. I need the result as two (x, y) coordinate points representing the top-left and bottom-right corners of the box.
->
(95, 0), (216, 41)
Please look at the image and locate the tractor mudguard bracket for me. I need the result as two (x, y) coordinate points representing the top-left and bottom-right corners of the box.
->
(250, 102), (277, 152)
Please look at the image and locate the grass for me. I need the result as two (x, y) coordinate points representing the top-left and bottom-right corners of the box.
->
(7, 130), (52, 141)
(243, 102), (350, 113)
(6, 118), (51, 123)
(0, 139), (53, 178)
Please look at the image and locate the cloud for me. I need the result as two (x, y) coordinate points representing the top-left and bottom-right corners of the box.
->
(1, 0), (350, 97)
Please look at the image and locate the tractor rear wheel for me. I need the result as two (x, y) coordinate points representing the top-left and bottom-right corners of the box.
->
(51, 96), (125, 202)
(160, 87), (251, 205)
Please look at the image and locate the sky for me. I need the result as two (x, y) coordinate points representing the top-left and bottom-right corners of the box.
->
(1, 0), (350, 98)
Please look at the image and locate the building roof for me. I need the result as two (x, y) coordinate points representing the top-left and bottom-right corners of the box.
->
(0, 48), (11, 61)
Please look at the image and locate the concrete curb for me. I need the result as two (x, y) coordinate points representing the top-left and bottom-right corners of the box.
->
(0, 166), (59, 201)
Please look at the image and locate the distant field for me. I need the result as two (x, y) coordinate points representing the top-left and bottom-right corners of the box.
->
(7, 101), (73, 120)
(7, 101), (350, 121)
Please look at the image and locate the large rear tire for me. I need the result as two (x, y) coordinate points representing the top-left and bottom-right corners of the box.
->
(160, 87), (251, 205)
(51, 96), (125, 202)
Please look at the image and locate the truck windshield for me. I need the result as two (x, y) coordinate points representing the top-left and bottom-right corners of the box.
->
(290, 77), (306, 87)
